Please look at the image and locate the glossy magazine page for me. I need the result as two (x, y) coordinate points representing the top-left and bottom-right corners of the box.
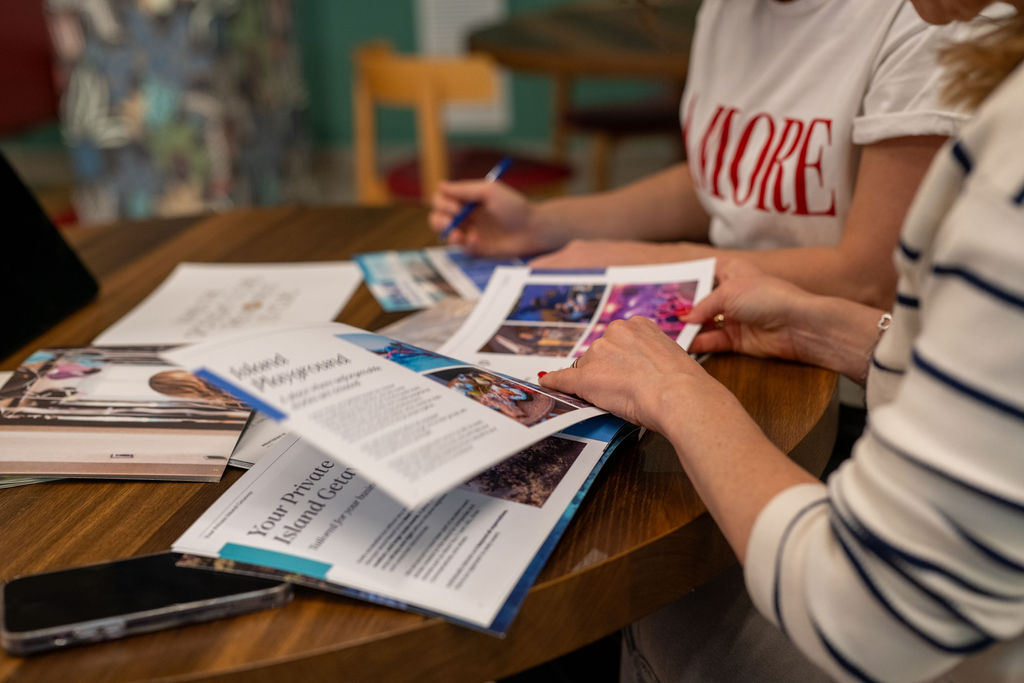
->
(164, 322), (605, 508)
(173, 415), (631, 633)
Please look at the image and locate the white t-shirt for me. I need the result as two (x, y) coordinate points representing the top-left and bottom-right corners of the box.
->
(682, 0), (977, 250)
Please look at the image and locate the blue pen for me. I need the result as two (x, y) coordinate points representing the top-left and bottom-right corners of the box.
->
(440, 156), (513, 241)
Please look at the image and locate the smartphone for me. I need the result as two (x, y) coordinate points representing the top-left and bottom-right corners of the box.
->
(1, 552), (292, 655)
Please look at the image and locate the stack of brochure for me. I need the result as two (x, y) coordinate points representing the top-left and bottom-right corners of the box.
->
(0, 261), (363, 487)
(4, 248), (715, 632)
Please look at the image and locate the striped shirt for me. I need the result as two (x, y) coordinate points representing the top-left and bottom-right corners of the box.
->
(744, 61), (1024, 682)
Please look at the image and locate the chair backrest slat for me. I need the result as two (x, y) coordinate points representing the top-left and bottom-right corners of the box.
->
(353, 42), (500, 204)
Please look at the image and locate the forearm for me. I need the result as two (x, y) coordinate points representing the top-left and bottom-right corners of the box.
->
(653, 380), (818, 564)
(720, 245), (897, 308)
(529, 164), (710, 246)
(790, 295), (886, 383)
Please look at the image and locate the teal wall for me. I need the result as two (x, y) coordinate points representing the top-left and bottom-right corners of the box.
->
(294, 0), (657, 148)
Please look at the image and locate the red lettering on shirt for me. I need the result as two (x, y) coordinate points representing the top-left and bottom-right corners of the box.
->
(757, 117), (804, 213)
(794, 118), (836, 216)
(729, 114), (774, 206)
(684, 97), (835, 217)
(696, 105), (739, 196)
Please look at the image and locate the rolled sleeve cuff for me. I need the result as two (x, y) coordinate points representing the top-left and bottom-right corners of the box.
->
(743, 482), (828, 626)
(853, 111), (969, 145)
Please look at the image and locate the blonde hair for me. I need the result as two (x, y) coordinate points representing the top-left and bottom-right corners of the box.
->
(942, 13), (1024, 109)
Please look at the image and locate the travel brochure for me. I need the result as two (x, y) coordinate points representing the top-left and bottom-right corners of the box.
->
(173, 414), (632, 634)
(440, 259), (716, 383)
(4, 251), (716, 634)
(0, 345), (250, 481)
(355, 246), (525, 312)
(163, 322), (606, 508)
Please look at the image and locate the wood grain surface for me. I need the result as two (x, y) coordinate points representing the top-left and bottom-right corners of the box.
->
(467, 1), (697, 78)
(0, 206), (836, 682)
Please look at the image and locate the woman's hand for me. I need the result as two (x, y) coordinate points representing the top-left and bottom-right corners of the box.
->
(541, 313), (819, 565)
(540, 316), (729, 436)
(686, 268), (886, 381)
(683, 274), (816, 362)
(429, 180), (557, 257)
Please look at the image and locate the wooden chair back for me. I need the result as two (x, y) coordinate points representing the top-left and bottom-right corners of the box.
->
(353, 42), (499, 204)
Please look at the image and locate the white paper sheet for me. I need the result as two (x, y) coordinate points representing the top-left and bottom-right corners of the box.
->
(93, 261), (362, 345)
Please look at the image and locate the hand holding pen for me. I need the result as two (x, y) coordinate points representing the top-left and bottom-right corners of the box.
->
(439, 157), (513, 242)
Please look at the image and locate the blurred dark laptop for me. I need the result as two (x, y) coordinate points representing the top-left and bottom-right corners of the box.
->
(0, 151), (98, 358)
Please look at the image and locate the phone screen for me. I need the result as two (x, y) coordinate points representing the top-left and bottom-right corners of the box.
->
(2, 552), (290, 652)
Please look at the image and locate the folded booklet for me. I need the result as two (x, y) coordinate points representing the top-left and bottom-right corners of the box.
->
(440, 259), (716, 383)
(163, 323), (606, 508)
(355, 246), (525, 312)
(174, 414), (634, 634)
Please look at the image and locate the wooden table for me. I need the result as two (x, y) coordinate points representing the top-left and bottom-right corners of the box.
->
(0, 205), (837, 682)
(468, 1), (699, 161)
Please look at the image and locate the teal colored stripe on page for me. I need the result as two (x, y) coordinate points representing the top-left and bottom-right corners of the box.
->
(195, 369), (287, 421)
(219, 543), (331, 578)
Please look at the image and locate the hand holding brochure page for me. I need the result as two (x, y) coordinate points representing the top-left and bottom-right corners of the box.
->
(439, 259), (715, 383)
(163, 322), (605, 508)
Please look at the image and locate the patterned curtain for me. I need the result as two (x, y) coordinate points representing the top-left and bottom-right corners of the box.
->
(46, 0), (310, 224)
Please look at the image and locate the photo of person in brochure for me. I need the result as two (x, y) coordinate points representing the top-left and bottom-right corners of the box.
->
(0, 346), (251, 428)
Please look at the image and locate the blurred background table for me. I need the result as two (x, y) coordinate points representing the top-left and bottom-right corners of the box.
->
(468, 1), (700, 189)
(0, 205), (836, 682)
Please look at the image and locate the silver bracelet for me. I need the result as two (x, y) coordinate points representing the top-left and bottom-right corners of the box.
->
(861, 312), (893, 385)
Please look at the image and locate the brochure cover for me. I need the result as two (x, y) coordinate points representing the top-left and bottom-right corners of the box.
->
(163, 322), (605, 508)
(355, 247), (525, 312)
(0, 346), (250, 481)
(173, 414), (633, 634)
(439, 259), (716, 383)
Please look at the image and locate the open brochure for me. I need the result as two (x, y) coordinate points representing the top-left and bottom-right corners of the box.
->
(93, 261), (362, 345)
(173, 414), (633, 634)
(355, 246), (525, 312)
(163, 323), (605, 508)
(440, 260), (716, 383)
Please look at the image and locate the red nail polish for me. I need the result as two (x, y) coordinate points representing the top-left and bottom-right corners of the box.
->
(537, 371), (548, 378)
